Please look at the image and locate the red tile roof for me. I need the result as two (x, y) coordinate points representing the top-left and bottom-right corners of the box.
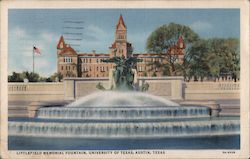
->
(167, 45), (184, 55)
(78, 53), (109, 57)
(59, 45), (77, 56)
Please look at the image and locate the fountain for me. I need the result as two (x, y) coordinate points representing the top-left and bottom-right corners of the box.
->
(8, 55), (240, 149)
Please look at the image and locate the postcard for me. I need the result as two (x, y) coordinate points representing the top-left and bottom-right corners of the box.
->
(0, 0), (249, 158)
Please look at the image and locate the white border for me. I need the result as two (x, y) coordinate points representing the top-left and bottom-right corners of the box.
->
(1, 0), (249, 158)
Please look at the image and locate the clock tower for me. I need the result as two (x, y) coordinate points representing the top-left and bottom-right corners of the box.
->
(110, 15), (132, 58)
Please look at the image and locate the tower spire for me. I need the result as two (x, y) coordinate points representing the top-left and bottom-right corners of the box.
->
(57, 35), (66, 49)
(116, 14), (126, 29)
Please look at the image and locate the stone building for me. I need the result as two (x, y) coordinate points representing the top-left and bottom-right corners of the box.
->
(57, 15), (185, 78)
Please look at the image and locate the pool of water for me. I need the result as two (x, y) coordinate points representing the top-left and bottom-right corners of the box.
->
(8, 135), (240, 150)
(8, 117), (240, 150)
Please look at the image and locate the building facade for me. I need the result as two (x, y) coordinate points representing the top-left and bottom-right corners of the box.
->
(57, 15), (185, 78)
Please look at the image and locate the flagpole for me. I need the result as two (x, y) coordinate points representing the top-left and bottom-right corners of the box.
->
(33, 46), (34, 73)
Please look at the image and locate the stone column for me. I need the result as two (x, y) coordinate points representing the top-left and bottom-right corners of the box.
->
(64, 78), (75, 100)
(171, 79), (183, 100)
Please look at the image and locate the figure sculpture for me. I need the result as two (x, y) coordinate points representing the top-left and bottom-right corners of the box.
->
(101, 55), (142, 90)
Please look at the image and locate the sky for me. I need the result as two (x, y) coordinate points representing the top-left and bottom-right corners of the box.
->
(8, 9), (240, 77)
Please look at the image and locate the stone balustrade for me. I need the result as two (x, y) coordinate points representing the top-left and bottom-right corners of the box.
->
(8, 84), (28, 92)
(8, 82), (65, 101)
(185, 82), (240, 100)
(8, 79), (240, 101)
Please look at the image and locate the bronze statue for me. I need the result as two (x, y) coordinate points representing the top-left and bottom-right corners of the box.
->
(101, 55), (142, 90)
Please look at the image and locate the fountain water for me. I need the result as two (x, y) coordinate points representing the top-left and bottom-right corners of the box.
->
(8, 93), (240, 138)
(8, 56), (240, 149)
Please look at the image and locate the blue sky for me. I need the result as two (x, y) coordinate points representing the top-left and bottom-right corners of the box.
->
(8, 9), (240, 76)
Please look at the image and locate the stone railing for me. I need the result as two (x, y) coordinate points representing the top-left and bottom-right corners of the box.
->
(184, 82), (240, 100)
(185, 82), (240, 90)
(8, 83), (28, 92)
(8, 82), (65, 101)
(8, 79), (240, 101)
(218, 83), (240, 90)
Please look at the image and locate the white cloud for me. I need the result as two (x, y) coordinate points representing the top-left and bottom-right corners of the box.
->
(40, 32), (58, 43)
(8, 27), (58, 77)
(190, 21), (213, 32)
(83, 24), (109, 41)
(78, 24), (112, 53)
(128, 31), (151, 53)
(10, 27), (26, 38)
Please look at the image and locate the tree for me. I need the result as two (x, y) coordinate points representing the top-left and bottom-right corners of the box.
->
(8, 71), (54, 82)
(186, 38), (239, 82)
(146, 23), (199, 76)
(186, 39), (210, 81)
(207, 38), (240, 82)
(8, 72), (23, 82)
(22, 71), (40, 82)
(50, 72), (63, 82)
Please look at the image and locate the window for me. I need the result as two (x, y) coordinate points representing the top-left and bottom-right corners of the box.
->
(64, 57), (72, 63)
(61, 66), (63, 70)
(97, 66), (99, 71)
(90, 59), (92, 63)
(97, 59), (99, 63)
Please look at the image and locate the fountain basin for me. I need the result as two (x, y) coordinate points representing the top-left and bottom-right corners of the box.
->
(67, 91), (180, 107)
(36, 106), (210, 120)
(8, 118), (239, 138)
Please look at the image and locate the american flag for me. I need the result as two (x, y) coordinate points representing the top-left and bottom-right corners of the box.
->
(33, 46), (41, 55)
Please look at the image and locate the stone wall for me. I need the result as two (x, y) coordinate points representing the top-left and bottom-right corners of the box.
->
(184, 82), (240, 100)
(8, 83), (64, 101)
(63, 76), (184, 100)
(137, 77), (183, 100)
(8, 79), (240, 102)
(64, 77), (110, 100)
